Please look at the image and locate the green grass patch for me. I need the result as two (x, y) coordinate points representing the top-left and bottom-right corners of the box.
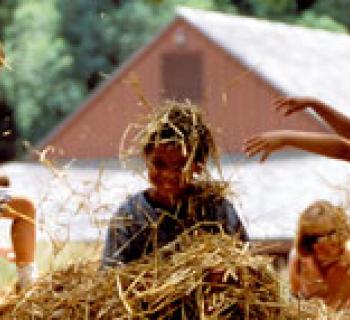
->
(0, 241), (102, 289)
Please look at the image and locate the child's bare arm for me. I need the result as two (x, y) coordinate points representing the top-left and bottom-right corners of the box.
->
(275, 97), (350, 139)
(243, 130), (350, 162)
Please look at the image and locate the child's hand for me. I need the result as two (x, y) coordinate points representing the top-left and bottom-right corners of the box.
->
(243, 131), (289, 162)
(274, 97), (321, 116)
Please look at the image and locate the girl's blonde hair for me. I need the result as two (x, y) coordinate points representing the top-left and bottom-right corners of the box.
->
(296, 200), (350, 255)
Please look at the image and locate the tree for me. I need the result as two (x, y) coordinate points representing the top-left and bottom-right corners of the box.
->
(296, 10), (347, 33)
(58, 0), (121, 90)
(231, 0), (348, 32)
(0, 0), (18, 40)
(1, 0), (85, 143)
(311, 0), (350, 31)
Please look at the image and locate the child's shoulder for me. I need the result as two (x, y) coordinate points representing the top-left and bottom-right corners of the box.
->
(115, 190), (156, 220)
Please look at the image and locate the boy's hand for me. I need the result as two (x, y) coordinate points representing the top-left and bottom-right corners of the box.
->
(274, 97), (321, 116)
(243, 131), (289, 162)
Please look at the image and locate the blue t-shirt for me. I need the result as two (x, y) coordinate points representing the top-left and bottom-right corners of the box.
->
(102, 188), (248, 267)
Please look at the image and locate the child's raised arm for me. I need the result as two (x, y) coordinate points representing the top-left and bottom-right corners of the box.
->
(243, 130), (350, 162)
(275, 97), (350, 139)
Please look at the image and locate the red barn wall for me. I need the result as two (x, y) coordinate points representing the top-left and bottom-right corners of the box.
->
(44, 19), (327, 158)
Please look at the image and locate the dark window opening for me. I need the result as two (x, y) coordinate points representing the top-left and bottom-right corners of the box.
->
(162, 52), (203, 103)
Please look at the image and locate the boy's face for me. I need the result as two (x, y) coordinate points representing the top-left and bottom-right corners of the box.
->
(145, 144), (194, 198)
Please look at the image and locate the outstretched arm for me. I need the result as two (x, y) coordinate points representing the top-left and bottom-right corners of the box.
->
(243, 130), (350, 162)
(276, 97), (350, 139)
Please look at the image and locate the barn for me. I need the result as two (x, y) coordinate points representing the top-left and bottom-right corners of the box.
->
(38, 6), (350, 159)
(28, 7), (350, 262)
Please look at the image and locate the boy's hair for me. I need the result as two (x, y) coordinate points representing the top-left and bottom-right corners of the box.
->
(142, 100), (216, 166)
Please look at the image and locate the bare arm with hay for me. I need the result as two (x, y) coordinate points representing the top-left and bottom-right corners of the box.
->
(243, 98), (350, 162)
(275, 97), (350, 139)
(243, 97), (350, 162)
(243, 130), (350, 162)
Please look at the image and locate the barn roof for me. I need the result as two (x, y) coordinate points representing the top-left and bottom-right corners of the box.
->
(177, 7), (350, 117)
(40, 7), (350, 150)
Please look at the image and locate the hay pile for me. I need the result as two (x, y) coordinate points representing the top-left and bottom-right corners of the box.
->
(0, 227), (319, 320)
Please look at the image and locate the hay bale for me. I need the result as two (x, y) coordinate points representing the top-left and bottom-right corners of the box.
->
(0, 230), (319, 319)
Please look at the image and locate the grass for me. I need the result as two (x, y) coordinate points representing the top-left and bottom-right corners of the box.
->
(0, 241), (102, 289)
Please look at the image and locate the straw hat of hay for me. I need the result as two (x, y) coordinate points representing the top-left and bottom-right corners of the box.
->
(141, 100), (216, 163)
(120, 99), (222, 180)
(298, 200), (350, 241)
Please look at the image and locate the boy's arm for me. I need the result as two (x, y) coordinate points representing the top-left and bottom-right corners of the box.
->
(243, 130), (350, 162)
(276, 97), (350, 139)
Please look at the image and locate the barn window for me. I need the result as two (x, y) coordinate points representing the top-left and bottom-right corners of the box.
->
(161, 52), (203, 103)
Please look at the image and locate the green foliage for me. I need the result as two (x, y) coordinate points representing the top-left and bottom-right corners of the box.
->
(296, 10), (348, 33)
(311, 0), (350, 30)
(213, 0), (237, 14)
(114, 0), (236, 62)
(1, 0), (85, 142)
(105, 1), (171, 63)
(233, 0), (296, 19)
(58, 0), (119, 86)
(233, 0), (348, 32)
(0, 0), (18, 40)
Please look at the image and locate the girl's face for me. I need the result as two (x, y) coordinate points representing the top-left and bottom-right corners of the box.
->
(312, 234), (343, 266)
(145, 144), (194, 199)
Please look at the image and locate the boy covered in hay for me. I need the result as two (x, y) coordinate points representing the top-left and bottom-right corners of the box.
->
(0, 46), (36, 290)
(289, 200), (350, 309)
(102, 100), (248, 267)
